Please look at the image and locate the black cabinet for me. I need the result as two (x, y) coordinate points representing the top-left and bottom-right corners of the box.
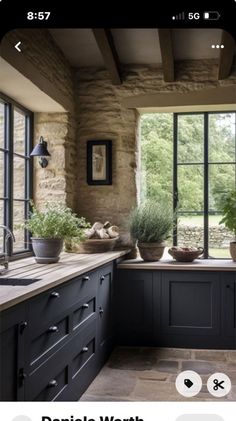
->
(0, 303), (27, 401)
(116, 269), (236, 350)
(0, 262), (114, 402)
(115, 270), (153, 345)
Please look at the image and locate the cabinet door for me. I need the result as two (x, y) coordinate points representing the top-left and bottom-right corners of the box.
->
(0, 304), (27, 401)
(115, 270), (153, 345)
(222, 272), (236, 349)
(97, 263), (114, 365)
(159, 271), (221, 348)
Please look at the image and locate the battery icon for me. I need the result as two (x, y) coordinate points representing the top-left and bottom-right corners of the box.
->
(203, 11), (220, 20)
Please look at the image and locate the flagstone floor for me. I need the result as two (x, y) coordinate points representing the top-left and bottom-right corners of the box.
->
(80, 347), (236, 401)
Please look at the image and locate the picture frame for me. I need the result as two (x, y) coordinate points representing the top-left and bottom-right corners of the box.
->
(87, 140), (112, 185)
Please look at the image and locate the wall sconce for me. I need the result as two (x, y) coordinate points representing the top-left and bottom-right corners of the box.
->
(30, 136), (51, 168)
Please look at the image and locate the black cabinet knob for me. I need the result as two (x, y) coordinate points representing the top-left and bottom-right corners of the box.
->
(82, 276), (90, 282)
(19, 321), (28, 334)
(100, 275), (105, 282)
(82, 346), (88, 352)
(19, 368), (27, 386)
(99, 307), (104, 316)
(50, 291), (60, 298)
(48, 326), (59, 333)
(48, 379), (58, 387)
(226, 285), (231, 289)
(82, 303), (89, 309)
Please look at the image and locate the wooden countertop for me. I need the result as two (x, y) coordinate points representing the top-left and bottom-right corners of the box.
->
(118, 258), (236, 271)
(0, 251), (128, 311)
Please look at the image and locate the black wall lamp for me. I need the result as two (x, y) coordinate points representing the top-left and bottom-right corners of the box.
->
(30, 136), (51, 168)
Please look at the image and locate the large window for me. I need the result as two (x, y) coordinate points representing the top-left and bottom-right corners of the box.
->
(141, 111), (236, 258)
(0, 95), (33, 256)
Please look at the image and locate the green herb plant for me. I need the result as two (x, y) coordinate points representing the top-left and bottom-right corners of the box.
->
(219, 190), (236, 240)
(130, 200), (173, 243)
(24, 202), (90, 242)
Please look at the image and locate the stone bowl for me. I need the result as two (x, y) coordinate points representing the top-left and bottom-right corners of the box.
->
(168, 247), (204, 262)
(79, 238), (118, 253)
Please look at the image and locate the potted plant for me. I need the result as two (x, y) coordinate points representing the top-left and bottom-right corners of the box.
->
(24, 202), (90, 263)
(130, 200), (173, 261)
(219, 190), (236, 261)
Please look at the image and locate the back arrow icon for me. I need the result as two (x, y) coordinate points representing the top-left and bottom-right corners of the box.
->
(15, 42), (22, 52)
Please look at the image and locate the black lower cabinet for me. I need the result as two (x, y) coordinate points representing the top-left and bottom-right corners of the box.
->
(116, 269), (236, 350)
(115, 270), (153, 345)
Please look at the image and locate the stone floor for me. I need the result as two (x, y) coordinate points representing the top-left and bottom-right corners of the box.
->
(80, 347), (236, 401)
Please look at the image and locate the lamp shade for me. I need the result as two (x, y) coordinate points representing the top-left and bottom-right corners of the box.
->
(30, 136), (51, 157)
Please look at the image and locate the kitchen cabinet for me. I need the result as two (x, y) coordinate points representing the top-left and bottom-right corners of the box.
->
(116, 269), (236, 349)
(0, 262), (114, 401)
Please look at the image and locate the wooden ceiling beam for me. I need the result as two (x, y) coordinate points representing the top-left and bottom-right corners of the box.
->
(218, 31), (235, 80)
(92, 28), (122, 85)
(158, 29), (174, 82)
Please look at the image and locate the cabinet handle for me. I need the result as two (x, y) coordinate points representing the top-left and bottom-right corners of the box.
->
(48, 326), (59, 333)
(48, 379), (58, 388)
(100, 275), (105, 282)
(50, 291), (60, 298)
(82, 303), (89, 309)
(19, 368), (27, 386)
(19, 321), (28, 334)
(226, 285), (231, 289)
(99, 307), (104, 316)
(82, 276), (90, 282)
(82, 346), (88, 352)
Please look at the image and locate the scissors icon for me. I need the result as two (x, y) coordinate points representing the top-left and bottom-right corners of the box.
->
(213, 379), (225, 390)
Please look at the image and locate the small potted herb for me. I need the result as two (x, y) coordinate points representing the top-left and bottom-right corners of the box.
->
(219, 190), (236, 261)
(24, 202), (90, 263)
(130, 200), (173, 261)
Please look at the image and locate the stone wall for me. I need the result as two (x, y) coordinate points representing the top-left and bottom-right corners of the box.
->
(178, 225), (234, 248)
(75, 61), (236, 239)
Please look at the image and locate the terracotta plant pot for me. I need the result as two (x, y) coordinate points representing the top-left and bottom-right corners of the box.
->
(31, 238), (63, 264)
(229, 241), (236, 262)
(137, 242), (165, 261)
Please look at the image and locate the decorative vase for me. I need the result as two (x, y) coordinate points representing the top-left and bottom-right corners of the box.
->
(137, 241), (165, 261)
(229, 241), (236, 262)
(31, 238), (63, 263)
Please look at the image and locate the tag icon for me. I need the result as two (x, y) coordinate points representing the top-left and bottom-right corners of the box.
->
(184, 378), (193, 388)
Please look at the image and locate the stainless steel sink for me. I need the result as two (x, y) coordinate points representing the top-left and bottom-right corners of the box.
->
(0, 278), (41, 286)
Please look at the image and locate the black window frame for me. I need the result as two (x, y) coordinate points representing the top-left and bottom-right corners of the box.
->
(0, 93), (33, 258)
(173, 110), (236, 259)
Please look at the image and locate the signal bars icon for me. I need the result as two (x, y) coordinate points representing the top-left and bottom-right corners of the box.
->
(172, 12), (185, 20)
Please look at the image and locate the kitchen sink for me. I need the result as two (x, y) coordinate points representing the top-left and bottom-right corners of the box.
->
(0, 278), (41, 286)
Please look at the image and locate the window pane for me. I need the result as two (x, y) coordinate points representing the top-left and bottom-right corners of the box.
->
(178, 114), (204, 163)
(13, 200), (26, 251)
(140, 114), (173, 206)
(0, 102), (4, 149)
(178, 165), (204, 211)
(14, 109), (26, 155)
(177, 213), (204, 248)
(13, 156), (25, 199)
(209, 113), (236, 163)
(0, 151), (4, 198)
(209, 164), (235, 212)
(209, 214), (233, 258)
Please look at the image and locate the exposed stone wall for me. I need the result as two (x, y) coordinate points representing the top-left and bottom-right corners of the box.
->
(178, 225), (234, 248)
(75, 61), (236, 239)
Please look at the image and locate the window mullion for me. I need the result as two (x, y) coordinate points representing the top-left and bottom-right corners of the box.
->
(173, 113), (178, 246)
(203, 112), (209, 259)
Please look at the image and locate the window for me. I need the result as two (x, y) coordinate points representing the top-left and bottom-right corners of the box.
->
(141, 111), (236, 258)
(0, 95), (33, 256)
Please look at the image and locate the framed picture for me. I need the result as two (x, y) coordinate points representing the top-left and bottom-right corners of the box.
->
(87, 140), (112, 185)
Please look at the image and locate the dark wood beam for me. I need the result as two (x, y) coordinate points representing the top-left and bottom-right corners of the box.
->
(218, 31), (235, 80)
(92, 29), (122, 85)
(158, 29), (174, 82)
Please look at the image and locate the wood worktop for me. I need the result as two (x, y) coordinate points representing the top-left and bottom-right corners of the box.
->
(0, 251), (128, 311)
(118, 258), (236, 271)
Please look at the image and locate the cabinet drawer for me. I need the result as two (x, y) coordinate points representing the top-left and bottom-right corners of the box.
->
(28, 270), (98, 329)
(72, 296), (96, 331)
(25, 318), (96, 401)
(29, 315), (69, 366)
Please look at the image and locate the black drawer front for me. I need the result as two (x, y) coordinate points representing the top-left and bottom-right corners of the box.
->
(72, 296), (96, 331)
(28, 270), (98, 329)
(25, 318), (96, 401)
(34, 366), (68, 401)
(29, 316), (69, 366)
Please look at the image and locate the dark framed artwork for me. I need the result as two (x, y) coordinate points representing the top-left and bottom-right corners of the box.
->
(87, 140), (112, 185)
